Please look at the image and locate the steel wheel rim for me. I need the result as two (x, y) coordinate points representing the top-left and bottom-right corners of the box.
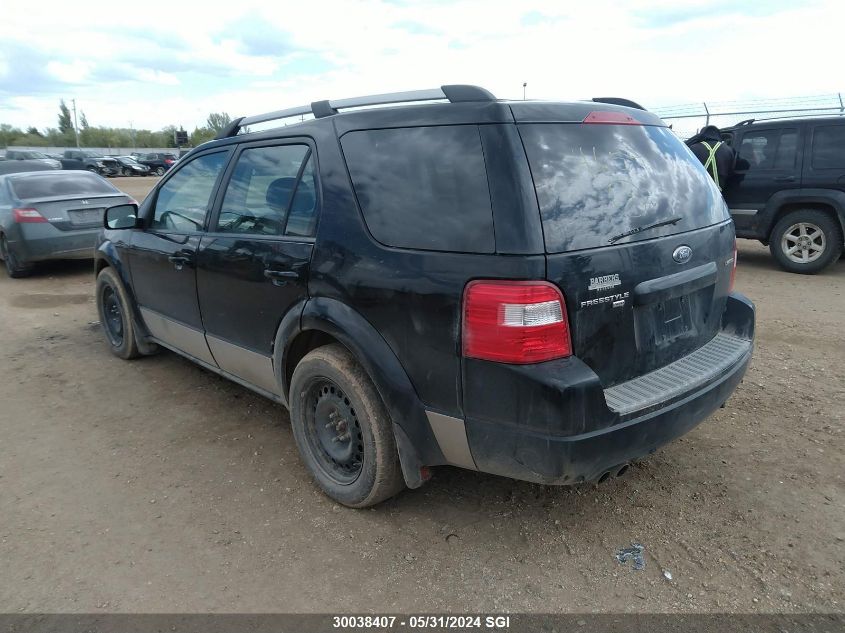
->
(303, 379), (364, 485)
(101, 286), (124, 346)
(782, 222), (825, 263)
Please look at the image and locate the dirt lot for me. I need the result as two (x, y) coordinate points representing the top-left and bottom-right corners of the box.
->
(0, 177), (842, 614)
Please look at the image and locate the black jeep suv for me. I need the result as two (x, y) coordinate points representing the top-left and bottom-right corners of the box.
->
(94, 85), (755, 507)
(721, 116), (845, 273)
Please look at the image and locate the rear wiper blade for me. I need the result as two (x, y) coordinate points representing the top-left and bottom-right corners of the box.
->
(608, 217), (683, 244)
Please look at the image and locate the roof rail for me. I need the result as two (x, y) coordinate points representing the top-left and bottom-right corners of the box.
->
(734, 118), (755, 126)
(215, 84), (496, 139)
(592, 97), (647, 111)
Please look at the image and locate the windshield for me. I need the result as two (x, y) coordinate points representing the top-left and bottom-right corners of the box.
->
(519, 123), (728, 253)
(11, 172), (119, 199)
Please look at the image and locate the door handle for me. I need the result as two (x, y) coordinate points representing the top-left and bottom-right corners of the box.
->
(264, 269), (300, 286)
(774, 176), (796, 182)
(168, 254), (191, 270)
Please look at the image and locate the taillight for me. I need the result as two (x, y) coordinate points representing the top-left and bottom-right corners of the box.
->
(729, 241), (738, 291)
(582, 111), (641, 125)
(164, 158), (174, 165)
(463, 280), (572, 364)
(13, 207), (47, 223)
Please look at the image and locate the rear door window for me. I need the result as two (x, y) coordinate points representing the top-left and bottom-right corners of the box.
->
(811, 125), (845, 169)
(341, 125), (495, 253)
(735, 129), (797, 171)
(519, 123), (727, 253)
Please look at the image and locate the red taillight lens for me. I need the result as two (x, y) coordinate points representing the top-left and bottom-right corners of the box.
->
(463, 280), (572, 364)
(582, 111), (641, 125)
(729, 241), (738, 291)
(164, 158), (174, 165)
(13, 207), (47, 223)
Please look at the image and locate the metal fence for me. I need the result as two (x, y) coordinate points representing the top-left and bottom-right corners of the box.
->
(653, 93), (845, 139)
(1, 146), (174, 157)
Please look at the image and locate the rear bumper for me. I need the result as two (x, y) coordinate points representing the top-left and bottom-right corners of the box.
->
(11, 225), (99, 262)
(461, 293), (755, 484)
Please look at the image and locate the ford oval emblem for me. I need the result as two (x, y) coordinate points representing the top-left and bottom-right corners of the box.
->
(673, 245), (693, 264)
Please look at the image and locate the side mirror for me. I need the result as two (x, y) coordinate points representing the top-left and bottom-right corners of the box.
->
(104, 203), (139, 230)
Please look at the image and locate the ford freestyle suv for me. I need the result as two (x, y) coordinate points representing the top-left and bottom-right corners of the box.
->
(721, 116), (845, 273)
(94, 85), (755, 507)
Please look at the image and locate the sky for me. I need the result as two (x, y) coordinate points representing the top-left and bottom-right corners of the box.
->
(0, 0), (842, 132)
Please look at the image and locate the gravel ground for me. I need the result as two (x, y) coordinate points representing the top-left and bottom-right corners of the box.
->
(0, 177), (842, 613)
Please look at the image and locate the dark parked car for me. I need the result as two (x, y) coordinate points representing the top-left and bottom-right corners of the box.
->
(720, 116), (845, 273)
(61, 150), (120, 177)
(0, 160), (55, 175)
(3, 149), (62, 169)
(137, 152), (177, 176)
(114, 156), (151, 176)
(0, 171), (134, 277)
(94, 85), (755, 507)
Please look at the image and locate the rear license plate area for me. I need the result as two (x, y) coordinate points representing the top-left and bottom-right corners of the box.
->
(634, 295), (696, 349)
(68, 208), (104, 226)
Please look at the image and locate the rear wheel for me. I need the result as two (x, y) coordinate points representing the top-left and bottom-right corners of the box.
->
(121, 168), (130, 176)
(770, 210), (843, 274)
(0, 234), (34, 278)
(86, 166), (98, 174)
(96, 267), (140, 359)
(154, 166), (165, 176)
(289, 344), (405, 507)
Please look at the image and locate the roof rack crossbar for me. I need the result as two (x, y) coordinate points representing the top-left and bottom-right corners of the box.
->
(216, 84), (495, 138)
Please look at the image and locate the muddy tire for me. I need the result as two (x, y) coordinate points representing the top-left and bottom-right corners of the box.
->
(770, 210), (843, 274)
(0, 234), (34, 278)
(96, 267), (141, 359)
(289, 344), (405, 508)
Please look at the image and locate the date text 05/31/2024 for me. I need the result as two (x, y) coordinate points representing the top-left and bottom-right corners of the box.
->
(332, 615), (511, 629)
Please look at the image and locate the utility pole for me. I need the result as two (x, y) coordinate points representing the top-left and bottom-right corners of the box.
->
(71, 98), (81, 148)
(523, 82), (527, 100)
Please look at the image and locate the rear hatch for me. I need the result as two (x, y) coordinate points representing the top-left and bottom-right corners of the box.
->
(11, 172), (128, 231)
(517, 112), (735, 387)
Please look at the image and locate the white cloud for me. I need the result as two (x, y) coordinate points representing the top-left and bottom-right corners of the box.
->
(0, 0), (842, 132)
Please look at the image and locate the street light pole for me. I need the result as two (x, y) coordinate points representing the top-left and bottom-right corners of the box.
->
(71, 98), (81, 148)
(523, 82), (527, 100)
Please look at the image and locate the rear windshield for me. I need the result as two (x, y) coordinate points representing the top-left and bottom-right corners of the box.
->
(11, 173), (118, 199)
(519, 124), (728, 253)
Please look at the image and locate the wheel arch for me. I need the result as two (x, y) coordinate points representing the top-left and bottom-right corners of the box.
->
(276, 296), (444, 488)
(763, 190), (845, 244)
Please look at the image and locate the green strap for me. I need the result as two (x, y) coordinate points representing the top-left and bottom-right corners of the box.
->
(701, 141), (723, 190)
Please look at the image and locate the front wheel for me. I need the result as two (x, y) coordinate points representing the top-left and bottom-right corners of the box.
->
(289, 344), (405, 507)
(0, 234), (34, 278)
(770, 210), (843, 274)
(96, 267), (141, 359)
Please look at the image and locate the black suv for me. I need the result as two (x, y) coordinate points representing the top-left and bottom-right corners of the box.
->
(94, 85), (755, 507)
(721, 116), (845, 273)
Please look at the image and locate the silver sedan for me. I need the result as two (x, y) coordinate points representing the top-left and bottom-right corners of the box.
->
(0, 170), (135, 277)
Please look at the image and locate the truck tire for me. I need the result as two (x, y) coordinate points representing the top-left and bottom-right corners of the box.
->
(289, 344), (405, 508)
(770, 209), (843, 274)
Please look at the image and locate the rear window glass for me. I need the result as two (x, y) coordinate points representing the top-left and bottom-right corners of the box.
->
(11, 173), (118, 199)
(520, 124), (728, 253)
(341, 126), (495, 253)
(811, 125), (845, 169)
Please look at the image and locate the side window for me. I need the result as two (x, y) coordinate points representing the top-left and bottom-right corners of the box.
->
(150, 152), (228, 232)
(285, 157), (318, 237)
(773, 130), (797, 169)
(811, 126), (845, 169)
(737, 130), (781, 171)
(216, 144), (310, 236)
(340, 125), (494, 252)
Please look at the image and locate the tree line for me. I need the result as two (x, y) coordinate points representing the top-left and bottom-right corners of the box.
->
(1, 100), (231, 149)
